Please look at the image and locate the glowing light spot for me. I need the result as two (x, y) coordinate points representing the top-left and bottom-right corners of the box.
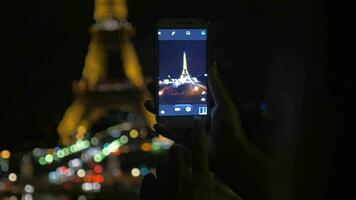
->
(1, 164), (9, 172)
(129, 129), (139, 138)
(139, 129), (148, 138)
(45, 154), (53, 163)
(110, 129), (121, 138)
(90, 137), (99, 145)
(56, 150), (64, 158)
(69, 158), (82, 168)
(120, 122), (132, 131)
(94, 165), (103, 174)
(8, 173), (17, 182)
(21, 194), (33, 200)
(77, 125), (87, 134)
(140, 167), (149, 176)
(94, 154), (103, 162)
(8, 195), (17, 200)
(194, 86), (199, 91)
(24, 184), (34, 193)
(82, 183), (92, 191)
(39, 157), (46, 165)
(102, 148), (110, 156)
(131, 168), (140, 177)
(76, 132), (84, 140)
(201, 91), (206, 95)
(62, 148), (70, 156)
(1, 150), (11, 159)
(65, 168), (74, 176)
(158, 91), (163, 95)
(78, 195), (87, 200)
(32, 148), (43, 157)
(151, 142), (161, 151)
(119, 135), (128, 144)
(77, 169), (86, 178)
(140, 143), (151, 152)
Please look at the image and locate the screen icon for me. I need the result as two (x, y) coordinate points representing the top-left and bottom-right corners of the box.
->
(201, 31), (206, 35)
(186, 31), (191, 35)
(199, 107), (207, 115)
(185, 107), (192, 112)
(171, 31), (176, 36)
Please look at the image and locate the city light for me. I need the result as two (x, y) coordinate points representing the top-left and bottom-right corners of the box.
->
(82, 182), (101, 192)
(78, 195), (87, 200)
(24, 184), (35, 193)
(8, 173), (17, 182)
(21, 194), (33, 200)
(91, 137), (99, 145)
(94, 165), (103, 174)
(119, 135), (128, 144)
(0, 150), (11, 159)
(45, 154), (54, 163)
(8, 195), (17, 200)
(77, 169), (86, 178)
(129, 129), (139, 138)
(94, 154), (103, 162)
(131, 168), (140, 177)
(140, 143), (151, 152)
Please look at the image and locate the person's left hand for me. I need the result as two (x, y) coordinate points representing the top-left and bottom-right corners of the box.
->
(139, 121), (211, 200)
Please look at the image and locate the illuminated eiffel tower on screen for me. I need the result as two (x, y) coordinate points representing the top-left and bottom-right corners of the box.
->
(57, 0), (155, 145)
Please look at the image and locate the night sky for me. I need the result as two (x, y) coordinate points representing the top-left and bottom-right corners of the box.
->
(0, 1), (349, 198)
(159, 41), (207, 78)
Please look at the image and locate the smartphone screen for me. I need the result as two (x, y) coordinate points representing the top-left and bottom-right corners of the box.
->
(157, 29), (208, 117)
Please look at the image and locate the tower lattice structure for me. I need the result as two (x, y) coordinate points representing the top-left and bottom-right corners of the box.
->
(57, 0), (155, 145)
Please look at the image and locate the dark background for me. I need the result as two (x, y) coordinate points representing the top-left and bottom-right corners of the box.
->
(1, 0), (348, 199)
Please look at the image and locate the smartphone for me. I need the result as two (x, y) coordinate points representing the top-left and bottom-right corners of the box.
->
(156, 19), (209, 127)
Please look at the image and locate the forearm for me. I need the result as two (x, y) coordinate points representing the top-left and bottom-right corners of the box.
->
(211, 135), (274, 200)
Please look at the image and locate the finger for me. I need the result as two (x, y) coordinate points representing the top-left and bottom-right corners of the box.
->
(170, 144), (191, 174)
(144, 100), (156, 114)
(139, 173), (158, 200)
(209, 62), (234, 107)
(153, 123), (187, 143)
(147, 81), (157, 95)
(190, 119), (209, 176)
(169, 145), (195, 191)
(156, 148), (181, 199)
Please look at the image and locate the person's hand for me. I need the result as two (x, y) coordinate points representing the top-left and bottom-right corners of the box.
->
(145, 62), (273, 199)
(139, 121), (211, 200)
(139, 121), (242, 200)
(144, 62), (245, 151)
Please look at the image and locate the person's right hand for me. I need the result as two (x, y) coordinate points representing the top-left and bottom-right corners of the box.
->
(139, 120), (242, 200)
(145, 62), (273, 199)
(144, 62), (246, 153)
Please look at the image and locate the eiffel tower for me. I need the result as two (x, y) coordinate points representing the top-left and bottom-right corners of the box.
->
(57, 0), (155, 145)
(179, 51), (192, 83)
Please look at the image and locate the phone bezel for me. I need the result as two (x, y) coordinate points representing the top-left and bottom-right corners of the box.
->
(155, 19), (210, 127)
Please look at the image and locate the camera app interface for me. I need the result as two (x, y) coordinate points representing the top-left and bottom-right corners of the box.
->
(158, 29), (208, 116)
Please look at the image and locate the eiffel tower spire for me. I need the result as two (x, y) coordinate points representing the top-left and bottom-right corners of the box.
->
(180, 51), (192, 83)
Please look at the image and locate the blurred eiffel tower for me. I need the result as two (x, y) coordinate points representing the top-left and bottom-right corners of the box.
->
(57, 0), (155, 145)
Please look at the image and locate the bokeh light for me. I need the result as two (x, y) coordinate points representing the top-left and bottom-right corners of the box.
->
(8, 173), (17, 182)
(1, 150), (11, 159)
(129, 129), (139, 138)
(131, 168), (140, 177)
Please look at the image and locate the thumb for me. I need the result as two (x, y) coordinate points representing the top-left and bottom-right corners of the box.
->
(208, 62), (234, 107)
